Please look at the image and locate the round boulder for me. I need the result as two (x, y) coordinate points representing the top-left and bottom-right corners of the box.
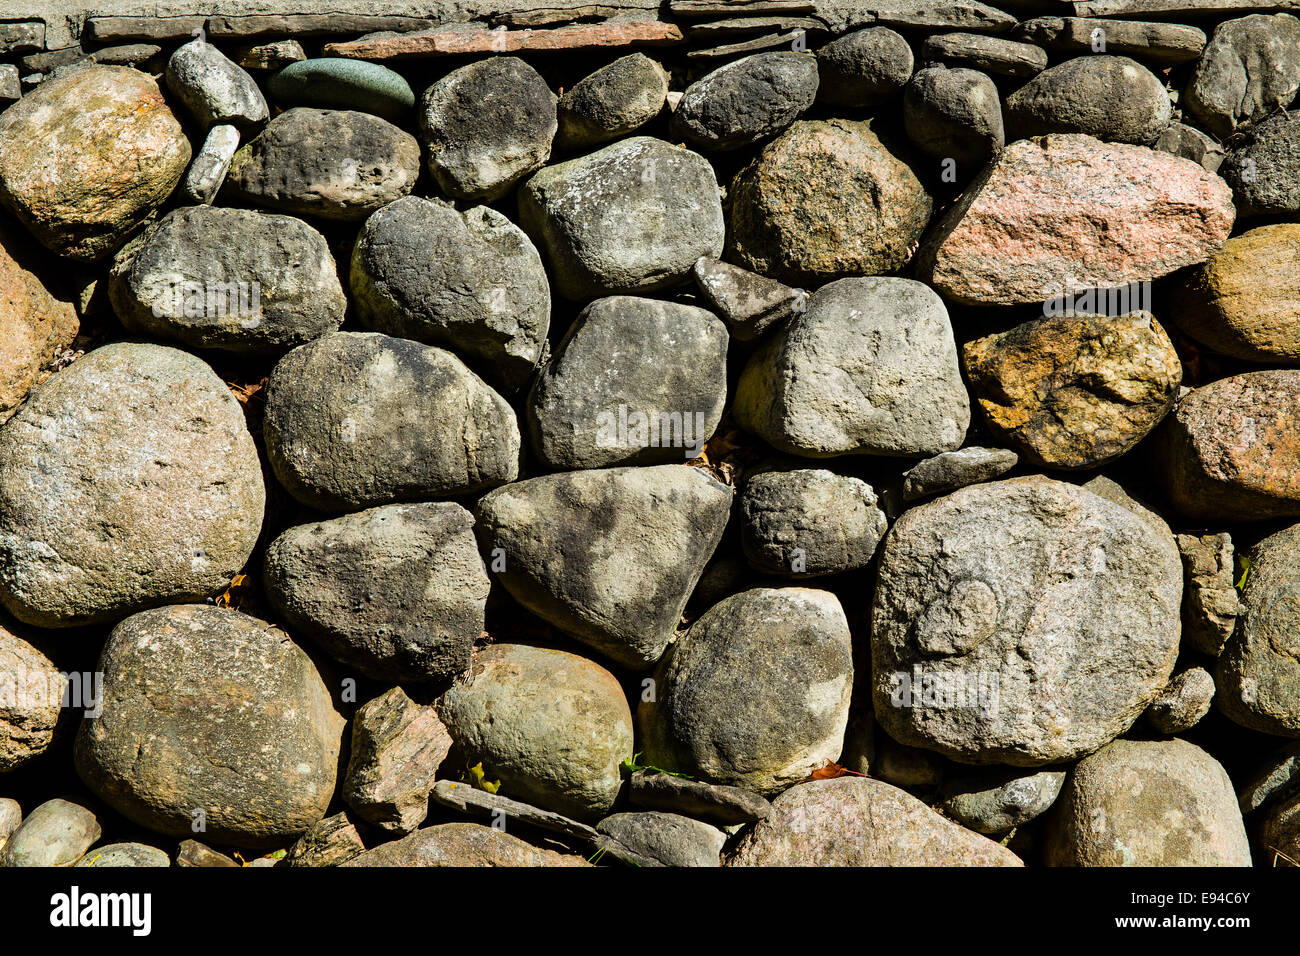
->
(814, 27), (914, 110)
(903, 65), (1004, 169)
(1005, 55), (1171, 145)
(672, 52), (819, 152)
(557, 53), (668, 150)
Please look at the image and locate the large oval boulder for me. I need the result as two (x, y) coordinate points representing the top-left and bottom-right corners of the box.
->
(1005, 55), (1171, 144)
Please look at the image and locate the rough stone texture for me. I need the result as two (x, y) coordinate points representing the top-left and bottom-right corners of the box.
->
(902, 447), (1018, 501)
(438, 644), (633, 822)
(726, 120), (932, 287)
(263, 502), (488, 684)
(692, 256), (802, 341)
(475, 465), (731, 668)
(343, 687), (452, 834)
(281, 812), (366, 867)
(628, 769), (772, 825)
(110, 205), (346, 354)
(1147, 667), (1215, 734)
(872, 734), (945, 787)
(1220, 115), (1300, 218)
(342, 822), (584, 867)
(0, 217), (80, 423)
(165, 37), (268, 128)
(237, 39), (307, 71)
(269, 58), (415, 123)
(0, 65), (190, 262)
(74, 842), (170, 867)
(923, 31), (1048, 77)
(182, 123), (241, 204)
(872, 476), (1183, 767)
(596, 812), (726, 866)
(1005, 55), (1171, 145)
(1154, 122), (1226, 172)
(640, 587), (853, 795)
(940, 767), (1066, 834)
(962, 311), (1181, 470)
(727, 777), (1023, 866)
(903, 65), (1004, 168)
(1170, 224), (1300, 363)
(1239, 742), (1300, 816)
(1176, 533), (1239, 657)
(1216, 524), (1300, 737)
(740, 467), (887, 576)
(734, 277), (969, 458)
(672, 52), (818, 151)
(0, 343), (264, 628)
(326, 21), (683, 59)
(519, 136), (725, 300)
(350, 195), (549, 392)
(1158, 370), (1300, 522)
(0, 799), (19, 850)
(814, 27), (913, 109)
(918, 134), (1236, 307)
(1045, 738), (1252, 867)
(224, 108), (420, 221)
(527, 296), (727, 470)
(75, 605), (344, 849)
(0, 624), (65, 771)
(0, 799), (100, 867)
(557, 53), (668, 150)
(263, 332), (519, 511)
(1016, 16), (1206, 65)
(419, 57), (556, 203)
(175, 840), (238, 867)
(430, 779), (600, 842)
(1259, 790), (1300, 866)
(1184, 13), (1300, 139)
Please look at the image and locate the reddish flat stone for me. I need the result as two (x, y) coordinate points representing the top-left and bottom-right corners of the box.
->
(324, 21), (684, 59)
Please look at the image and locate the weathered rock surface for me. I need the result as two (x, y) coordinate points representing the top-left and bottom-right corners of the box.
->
(872, 476), (1183, 766)
(74, 843), (170, 868)
(557, 53), (668, 150)
(596, 812), (726, 867)
(734, 277), (969, 458)
(1220, 115), (1300, 218)
(727, 777), (1023, 866)
(1045, 738), (1252, 866)
(350, 195), (550, 392)
(902, 447), (1018, 501)
(628, 770), (772, 826)
(726, 119), (932, 286)
(182, 123), (241, 204)
(1176, 532), (1239, 657)
(1154, 121), (1226, 172)
(923, 32), (1048, 77)
(903, 65), (1004, 168)
(1158, 370), (1300, 522)
(918, 134), (1235, 306)
(941, 767), (1066, 834)
(692, 256), (803, 341)
(0, 624), (64, 771)
(1005, 55), (1171, 145)
(640, 587), (853, 795)
(263, 502), (488, 684)
(263, 332), (519, 511)
(75, 605), (345, 849)
(224, 108), (420, 221)
(814, 27), (913, 109)
(430, 779), (599, 843)
(165, 37), (268, 128)
(342, 822), (584, 867)
(519, 136), (725, 299)
(0, 65), (190, 262)
(281, 812), (366, 868)
(110, 205), (346, 354)
(475, 465), (731, 668)
(526, 296), (727, 470)
(1147, 667), (1215, 734)
(0, 798), (100, 867)
(1184, 13), (1300, 139)
(438, 644), (633, 821)
(1017, 16), (1206, 65)
(673, 52), (818, 151)
(0, 343), (264, 627)
(962, 311), (1181, 469)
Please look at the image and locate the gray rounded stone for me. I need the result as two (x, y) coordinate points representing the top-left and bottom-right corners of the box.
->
(902, 446), (1019, 501)
(871, 476), (1182, 767)
(672, 52), (819, 152)
(557, 53), (668, 150)
(640, 587), (853, 795)
(734, 276), (969, 459)
(814, 27), (914, 110)
(1147, 667), (1215, 734)
(1220, 114), (1300, 218)
(110, 205), (346, 354)
(262, 502), (489, 685)
(596, 812), (725, 867)
(903, 65), (1004, 168)
(419, 57), (556, 202)
(0, 343), (265, 628)
(1216, 524), (1300, 738)
(350, 195), (549, 392)
(740, 467), (887, 576)
(941, 767), (1066, 834)
(519, 136), (725, 300)
(0, 798), (100, 867)
(269, 58), (415, 123)
(526, 296), (728, 470)
(1005, 55), (1172, 145)
(438, 643), (632, 822)
(74, 605), (345, 849)
(225, 108), (420, 221)
(1184, 13), (1300, 139)
(165, 37), (268, 129)
(0, 623), (64, 771)
(475, 464), (731, 669)
(263, 332), (520, 511)
(1045, 738), (1251, 867)
(74, 842), (170, 867)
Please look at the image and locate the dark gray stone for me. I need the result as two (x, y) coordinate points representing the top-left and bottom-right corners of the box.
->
(902, 447), (1019, 501)
(1220, 114), (1300, 217)
(628, 769), (773, 825)
(74, 843), (170, 867)
(672, 52), (819, 151)
(923, 32), (1048, 77)
(596, 812), (726, 867)
(692, 256), (803, 341)
(1016, 16), (1206, 65)
(430, 779), (600, 842)
(903, 64), (1004, 168)
(1184, 13), (1300, 139)
(1153, 121), (1226, 172)
(557, 53), (668, 150)
(941, 767), (1066, 833)
(1005, 55), (1171, 145)
(814, 27), (913, 109)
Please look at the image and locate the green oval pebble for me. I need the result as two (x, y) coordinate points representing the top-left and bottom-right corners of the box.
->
(268, 58), (415, 123)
